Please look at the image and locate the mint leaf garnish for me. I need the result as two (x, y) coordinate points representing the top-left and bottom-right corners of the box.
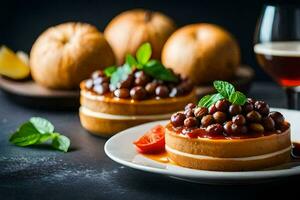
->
(9, 122), (41, 146)
(136, 42), (152, 65)
(144, 60), (178, 82)
(229, 91), (247, 105)
(104, 66), (117, 77)
(198, 80), (247, 108)
(126, 54), (138, 68)
(52, 134), (70, 153)
(104, 42), (179, 86)
(9, 118), (70, 152)
(36, 133), (55, 144)
(198, 93), (224, 107)
(29, 117), (54, 134)
(109, 63), (133, 91)
(213, 80), (235, 99)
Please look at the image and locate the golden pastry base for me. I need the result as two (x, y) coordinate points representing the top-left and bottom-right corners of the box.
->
(165, 124), (291, 171)
(79, 106), (172, 137)
(79, 85), (196, 137)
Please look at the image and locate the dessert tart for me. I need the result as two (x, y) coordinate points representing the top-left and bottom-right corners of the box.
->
(165, 81), (291, 171)
(80, 43), (196, 137)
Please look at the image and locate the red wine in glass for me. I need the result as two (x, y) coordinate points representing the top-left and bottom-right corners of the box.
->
(254, 3), (300, 109)
(254, 42), (300, 87)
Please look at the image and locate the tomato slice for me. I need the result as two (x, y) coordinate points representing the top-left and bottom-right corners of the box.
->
(133, 125), (165, 154)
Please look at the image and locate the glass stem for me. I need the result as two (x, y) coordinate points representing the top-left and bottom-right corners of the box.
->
(285, 87), (298, 110)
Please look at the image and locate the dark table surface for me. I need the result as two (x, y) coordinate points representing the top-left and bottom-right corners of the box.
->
(0, 82), (299, 200)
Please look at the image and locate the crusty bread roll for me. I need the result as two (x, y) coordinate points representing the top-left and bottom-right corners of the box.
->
(104, 9), (176, 65)
(162, 23), (240, 85)
(30, 22), (115, 89)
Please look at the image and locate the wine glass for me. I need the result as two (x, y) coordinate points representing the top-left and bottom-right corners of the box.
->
(254, 3), (300, 109)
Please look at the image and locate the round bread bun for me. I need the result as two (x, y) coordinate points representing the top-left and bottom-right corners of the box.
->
(30, 22), (115, 89)
(104, 9), (176, 65)
(162, 23), (240, 85)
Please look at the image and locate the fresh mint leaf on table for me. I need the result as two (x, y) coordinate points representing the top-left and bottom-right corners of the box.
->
(9, 117), (70, 152)
(107, 42), (179, 90)
(30, 117), (54, 133)
(198, 80), (247, 107)
(9, 122), (41, 146)
(52, 134), (70, 153)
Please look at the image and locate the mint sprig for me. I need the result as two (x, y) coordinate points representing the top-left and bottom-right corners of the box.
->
(9, 122), (41, 146)
(109, 63), (133, 91)
(198, 81), (247, 107)
(126, 54), (139, 68)
(136, 42), (152, 65)
(229, 91), (247, 105)
(213, 80), (235, 99)
(52, 134), (70, 152)
(30, 117), (54, 133)
(106, 43), (178, 89)
(104, 66), (117, 77)
(198, 93), (224, 108)
(133, 43), (178, 82)
(9, 117), (70, 152)
(143, 60), (179, 82)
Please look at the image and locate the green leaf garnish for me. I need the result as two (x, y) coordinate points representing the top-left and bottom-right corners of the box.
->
(198, 80), (247, 108)
(144, 60), (178, 82)
(9, 117), (70, 152)
(109, 63), (133, 91)
(104, 42), (179, 88)
(29, 117), (54, 134)
(229, 91), (247, 105)
(126, 54), (138, 67)
(104, 66), (117, 77)
(37, 133), (55, 144)
(198, 93), (224, 107)
(52, 134), (70, 153)
(213, 80), (235, 99)
(9, 122), (41, 146)
(136, 42), (152, 65)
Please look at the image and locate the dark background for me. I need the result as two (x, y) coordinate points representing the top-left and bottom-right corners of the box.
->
(1, 2), (300, 199)
(0, 0), (268, 80)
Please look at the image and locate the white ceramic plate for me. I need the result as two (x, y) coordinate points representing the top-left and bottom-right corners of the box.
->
(104, 108), (300, 185)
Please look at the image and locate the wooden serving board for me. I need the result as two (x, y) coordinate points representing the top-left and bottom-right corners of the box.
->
(0, 65), (254, 110)
(0, 77), (80, 110)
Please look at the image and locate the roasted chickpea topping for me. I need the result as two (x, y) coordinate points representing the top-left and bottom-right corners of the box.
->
(194, 107), (208, 118)
(171, 112), (186, 127)
(184, 117), (198, 128)
(87, 68), (193, 100)
(170, 98), (289, 138)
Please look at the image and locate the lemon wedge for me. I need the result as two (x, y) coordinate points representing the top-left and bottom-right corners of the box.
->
(0, 46), (30, 79)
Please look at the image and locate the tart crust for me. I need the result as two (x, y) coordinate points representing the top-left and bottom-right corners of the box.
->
(165, 123), (291, 171)
(80, 82), (196, 115)
(79, 106), (172, 137)
(79, 82), (196, 137)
